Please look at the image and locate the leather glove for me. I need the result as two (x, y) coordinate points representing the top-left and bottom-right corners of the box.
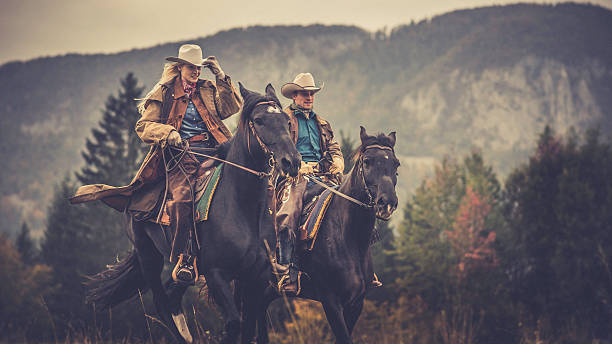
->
(298, 161), (315, 176)
(203, 56), (225, 79)
(329, 156), (345, 175)
(167, 131), (183, 147)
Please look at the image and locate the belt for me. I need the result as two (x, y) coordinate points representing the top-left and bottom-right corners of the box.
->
(187, 132), (210, 143)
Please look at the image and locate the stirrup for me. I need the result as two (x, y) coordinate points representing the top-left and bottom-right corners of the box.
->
(172, 254), (198, 284)
(369, 272), (383, 288)
(277, 271), (301, 296)
(272, 262), (289, 276)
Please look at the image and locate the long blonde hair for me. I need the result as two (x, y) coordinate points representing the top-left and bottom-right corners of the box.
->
(137, 62), (181, 113)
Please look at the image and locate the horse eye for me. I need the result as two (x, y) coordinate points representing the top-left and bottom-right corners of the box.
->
(254, 118), (264, 126)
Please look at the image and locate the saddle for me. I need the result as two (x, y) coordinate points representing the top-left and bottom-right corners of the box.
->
(154, 161), (223, 225)
(129, 162), (224, 260)
(298, 184), (338, 251)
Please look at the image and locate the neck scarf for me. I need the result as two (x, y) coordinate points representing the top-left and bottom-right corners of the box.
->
(182, 79), (196, 98)
(291, 103), (313, 116)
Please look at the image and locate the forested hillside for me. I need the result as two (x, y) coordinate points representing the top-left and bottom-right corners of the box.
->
(1, 3), (610, 236)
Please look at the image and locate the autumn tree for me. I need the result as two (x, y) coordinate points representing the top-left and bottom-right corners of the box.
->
(393, 150), (509, 342)
(0, 233), (53, 341)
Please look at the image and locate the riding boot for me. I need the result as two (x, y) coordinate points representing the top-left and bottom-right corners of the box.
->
(172, 253), (198, 284)
(277, 227), (301, 295)
(278, 263), (301, 295)
(166, 151), (200, 285)
(278, 227), (294, 266)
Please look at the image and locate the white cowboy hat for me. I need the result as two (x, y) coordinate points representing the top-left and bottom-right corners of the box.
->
(165, 44), (206, 66)
(281, 73), (324, 99)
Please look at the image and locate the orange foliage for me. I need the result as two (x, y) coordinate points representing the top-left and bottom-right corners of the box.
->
(446, 186), (498, 276)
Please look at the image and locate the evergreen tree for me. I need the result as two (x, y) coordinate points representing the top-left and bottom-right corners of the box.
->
(39, 179), (93, 331)
(392, 151), (509, 341)
(39, 73), (148, 337)
(15, 221), (36, 265)
(76, 72), (146, 185)
(339, 130), (357, 173)
(503, 125), (612, 338)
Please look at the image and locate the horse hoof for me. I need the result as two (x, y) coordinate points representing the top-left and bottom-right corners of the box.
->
(172, 312), (193, 343)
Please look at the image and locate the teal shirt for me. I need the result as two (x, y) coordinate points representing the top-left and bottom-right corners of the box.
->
(294, 106), (322, 162)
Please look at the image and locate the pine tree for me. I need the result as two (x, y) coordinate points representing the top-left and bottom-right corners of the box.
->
(339, 130), (357, 173)
(15, 221), (36, 265)
(75, 72), (147, 264)
(39, 73), (148, 336)
(39, 178), (95, 334)
(76, 72), (147, 185)
(503, 126), (612, 337)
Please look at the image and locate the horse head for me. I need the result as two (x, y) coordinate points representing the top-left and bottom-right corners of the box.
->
(357, 126), (400, 220)
(238, 83), (301, 177)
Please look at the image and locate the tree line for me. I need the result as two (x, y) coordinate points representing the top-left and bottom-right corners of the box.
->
(1, 73), (610, 343)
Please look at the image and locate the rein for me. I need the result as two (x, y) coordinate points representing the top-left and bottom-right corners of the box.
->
(168, 100), (280, 180)
(170, 145), (271, 179)
(304, 144), (394, 209)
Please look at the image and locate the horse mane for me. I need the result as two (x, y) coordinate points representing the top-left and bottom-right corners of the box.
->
(352, 133), (395, 162)
(236, 91), (283, 138)
(215, 140), (231, 160)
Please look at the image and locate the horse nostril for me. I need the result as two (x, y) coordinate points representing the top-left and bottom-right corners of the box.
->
(377, 198), (386, 206)
(280, 157), (291, 171)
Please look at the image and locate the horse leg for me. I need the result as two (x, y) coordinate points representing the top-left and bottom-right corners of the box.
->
(205, 268), (241, 344)
(255, 286), (278, 344)
(343, 298), (364, 336)
(133, 224), (188, 343)
(165, 279), (193, 343)
(241, 285), (261, 344)
(321, 295), (352, 344)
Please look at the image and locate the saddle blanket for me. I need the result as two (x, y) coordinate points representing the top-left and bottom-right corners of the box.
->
(195, 162), (223, 221)
(299, 186), (336, 251)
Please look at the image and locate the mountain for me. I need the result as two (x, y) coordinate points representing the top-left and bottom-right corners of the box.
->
(1, 3), (610, 236)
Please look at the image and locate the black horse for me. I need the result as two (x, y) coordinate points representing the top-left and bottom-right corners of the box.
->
(86, 84), (300, 344)
(250, 127), (399, 344)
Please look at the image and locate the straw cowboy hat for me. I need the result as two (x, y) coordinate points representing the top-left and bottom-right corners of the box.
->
(281, 73), (324, 99)
(166, 44), (206, 66)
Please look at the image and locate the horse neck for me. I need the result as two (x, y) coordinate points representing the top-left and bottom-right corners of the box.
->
(334, 165), (376, 250)
(223, 132), (269, 210)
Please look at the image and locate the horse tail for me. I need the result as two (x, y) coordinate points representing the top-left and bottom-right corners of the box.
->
(85, 249), (148, 309)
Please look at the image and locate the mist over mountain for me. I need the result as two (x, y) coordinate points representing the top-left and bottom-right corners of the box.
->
(1, 3), (610, 236)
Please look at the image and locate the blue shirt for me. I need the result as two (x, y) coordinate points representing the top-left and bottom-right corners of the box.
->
(179, 100), (209, 139)
(294, 108), (322, 162)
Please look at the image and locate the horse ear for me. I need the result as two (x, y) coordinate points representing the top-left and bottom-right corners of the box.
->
(388, 131), (396, 148)
(359, 126), (369, 143)
(239, 82), (250, 99)
(265, 83), (281, 104)
(265, 83), (276, 97)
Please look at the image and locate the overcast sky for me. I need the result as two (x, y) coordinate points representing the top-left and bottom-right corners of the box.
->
(1, 0), (610, 65)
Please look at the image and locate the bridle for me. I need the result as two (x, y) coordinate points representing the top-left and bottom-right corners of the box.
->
(304, 143), (394, 209)
(246, 100), (279, 173)
(358, 144), (394, 207)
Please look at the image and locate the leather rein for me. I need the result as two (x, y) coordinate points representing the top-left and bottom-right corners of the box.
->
(169, 100), (279, 180)
(304, 144), (394, 209)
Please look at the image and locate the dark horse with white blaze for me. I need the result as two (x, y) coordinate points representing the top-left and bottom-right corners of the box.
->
(248, 127), (400, 344)
(86, 84), (301, 344)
